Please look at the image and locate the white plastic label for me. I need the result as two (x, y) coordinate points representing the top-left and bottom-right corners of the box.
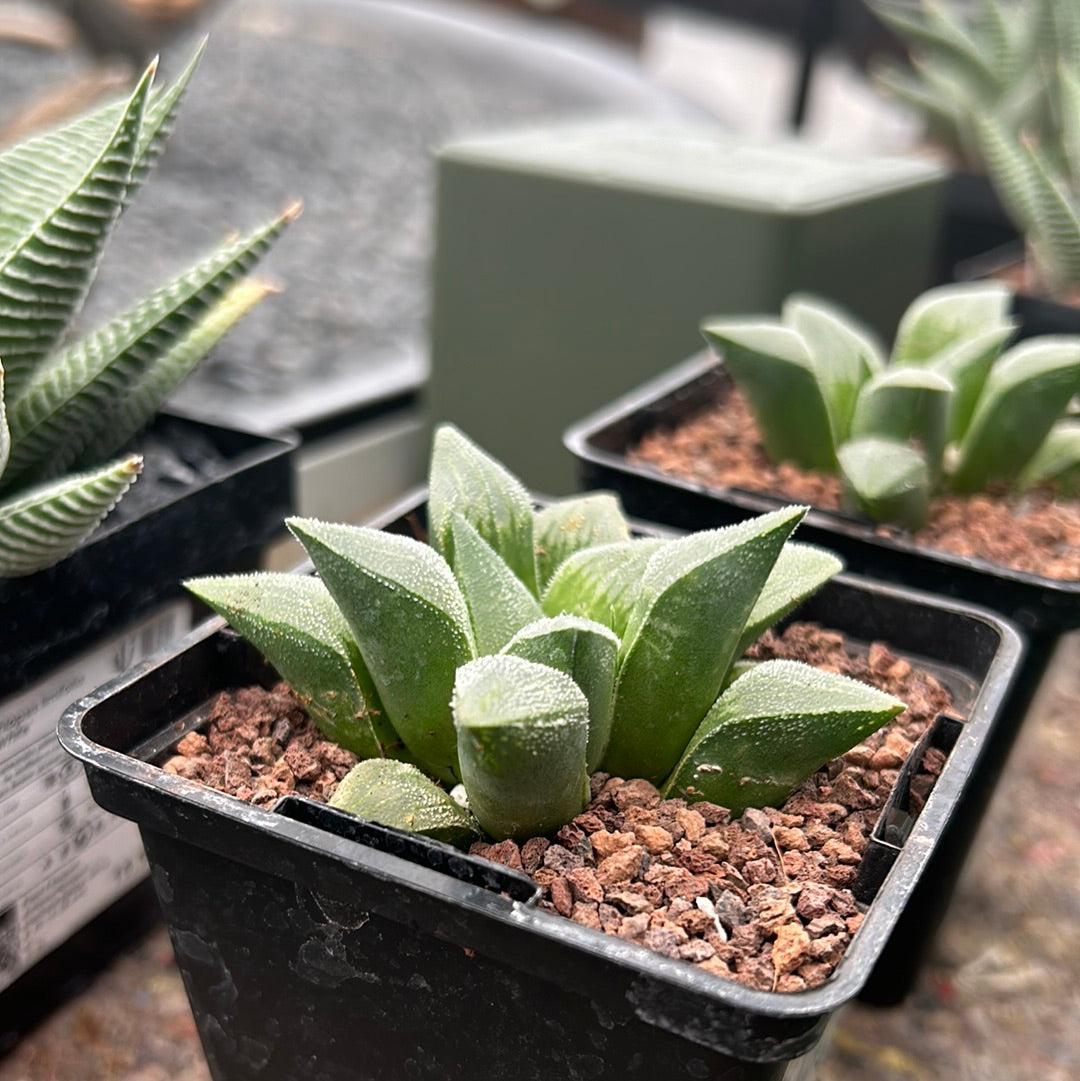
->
(0, 602), (191, 992)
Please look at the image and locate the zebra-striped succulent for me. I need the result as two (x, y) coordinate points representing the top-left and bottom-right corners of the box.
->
(702, 283), (1080, 531)
(0, 45), (296, 578)
(867, 0), (1079, 174)
(187, 425), (903, 843)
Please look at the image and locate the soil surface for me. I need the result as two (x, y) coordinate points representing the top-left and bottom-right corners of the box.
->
(157, 621), (951, 993)
(632, 383), (1080, 581)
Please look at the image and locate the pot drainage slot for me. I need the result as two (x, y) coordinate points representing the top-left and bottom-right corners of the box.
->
(853, 713), (963, 905)
(274, 796), (541, 903)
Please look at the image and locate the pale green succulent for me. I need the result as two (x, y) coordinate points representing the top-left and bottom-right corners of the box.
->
(186, 425), (904, 844)
(0, 45), (296, 578)
(867, 0), (1079, 172)
(702, 283), (1080, 531)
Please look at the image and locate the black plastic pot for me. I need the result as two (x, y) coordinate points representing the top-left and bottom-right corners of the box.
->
(565, 355), (1075, 1001)
(935, 171), (1019, 286)
(58, 493), (1022, 1078)
(0, 413), (296, 1051)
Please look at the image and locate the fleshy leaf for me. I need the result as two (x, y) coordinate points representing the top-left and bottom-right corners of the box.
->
(950, 337), (1080, 491)
(0, 64), (151, 390)
(3, 206), (298, 491)
(502, 614), (619, 772)
(736, 543), (844, 656)
(602, 507), (805, 784)
(184, 572), (403, 760)
(0, 454), (140, 577)
(927, 321), (1017, 442)
(1017, 420), (1080, 493)
(450, 513), (543, 655)
(701, 320), (835, 470)
(848, 367), (953, 478)
(541, 538), (664, 638)
(891, 282), (1013, 365)
(428, 423), (537, 596)
(837, 437), (930, 531)
(452, 655), (589, 841)
(330, 759), (481, 846)
(533, 492), (629, 593)
(0, 364), (8, 479)
(782, 294), (884, 446)
(288, 519), (474, 784)
(662, 659), (904, 816)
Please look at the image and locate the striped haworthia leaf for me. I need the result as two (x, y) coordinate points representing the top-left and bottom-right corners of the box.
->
(0, 454), (141, 577)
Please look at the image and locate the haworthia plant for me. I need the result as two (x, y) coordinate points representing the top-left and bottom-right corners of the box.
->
(188, 424), (905, 841)
(0, 46), (295, 578)
(702, 283), (1080, 531)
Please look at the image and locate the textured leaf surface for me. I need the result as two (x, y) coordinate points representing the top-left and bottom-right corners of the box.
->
(701, 320), (835, 469)
(849, 366), (953, 477)
(736, 543), (843, 655)
(603, 507), (805, 784)
(951, 337), (1080, 491)
(533, 493), (629, 592)
(1021, 139), (1080, 292)
(0, 65), (151, 390)
(838, 437), (930, 530)
(428, 424), (537, 595)
(662, 660), (904, 815)
(453, 655), (589, 840)
(3, 207), (296, 491)
(184, 572), (401, 759)
(783, 294), (883, 446)
(0, 454), (140, 577)
(892, 283), (1013, 365)
(450, 513), (542, 655)
(502, 615), (619, 772)
(288, 519), (474, 783)
(330, 759), (481, 846)
(541, 538), (664, 638)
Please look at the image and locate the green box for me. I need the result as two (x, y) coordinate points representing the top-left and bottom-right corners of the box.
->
(429, 120), (944, 493)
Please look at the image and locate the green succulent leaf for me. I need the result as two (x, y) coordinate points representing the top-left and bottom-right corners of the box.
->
(736, 543), (844, 655)
(927, 321), (1017, 442)
(782, 294), (884, 446)
(0, 64), (151, 392)
(502, 614), (619, 772)
(533, 492), (629, 593)
(183, 572), (403, 760)
(602, 506), (805, 784)
(1021, 137), (1080, 293)
(951, 336), (1080, 491)
(0, 453), (140, 577)
(892, 282), (1013, 365)
(452, 655), (590, 841)
(662, 659), (904, 816)
(428, 423), (537, 596)
(849, 367), (954, 478)
(0, 365), (9, 479)
(449, 512), (543, 655)
(541, 537), (664, 639)
(1059, 59), (1080, 183)
(838, 437), (931, 531)
(330, 759), (481, 846)
(701, 319), (835, 470)
(2, 206), (296, 492)
(1017, 419), (1080, 492)
(288, 519), (474, 784)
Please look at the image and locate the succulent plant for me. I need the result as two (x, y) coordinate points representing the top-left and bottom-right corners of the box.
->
(867, 0), (1079, 173)
(0, 44), (296, 578)
(701, 282), (1080, 531)
(186, 425), (904, 844)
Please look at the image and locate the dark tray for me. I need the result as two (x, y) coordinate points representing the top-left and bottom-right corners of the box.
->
(57, 493), (1022, 1077)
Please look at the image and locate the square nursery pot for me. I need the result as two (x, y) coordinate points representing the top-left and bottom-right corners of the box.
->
(429, 119), (943, 493)
(58, 493), (1022, 1077)
(565, 353), (1074, 997)
(0, 413), (297, 1050)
